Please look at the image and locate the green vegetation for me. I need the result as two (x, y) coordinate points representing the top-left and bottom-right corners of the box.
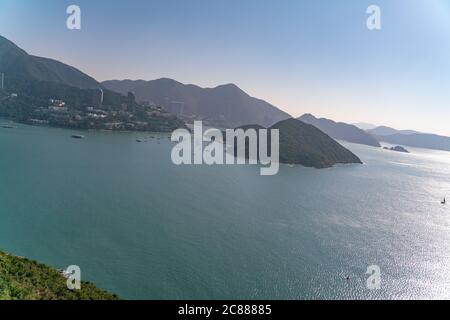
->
(102, 78), (291, 128)
(0, 251), (118, 300)
(272, 119), (362, 168)
(230, 119), (362, 168)
(0, 35), (186, 133)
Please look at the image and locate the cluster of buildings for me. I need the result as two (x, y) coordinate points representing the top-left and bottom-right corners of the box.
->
(25, 89), (177, 131)
(0, 73), (184, 132)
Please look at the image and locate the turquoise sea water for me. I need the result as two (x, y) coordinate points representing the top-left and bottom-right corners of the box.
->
(1, 121), (450, 299)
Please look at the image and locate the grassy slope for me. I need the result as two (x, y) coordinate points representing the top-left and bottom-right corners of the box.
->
(272, 119), (362, 168)
(0, 251), (118, 300)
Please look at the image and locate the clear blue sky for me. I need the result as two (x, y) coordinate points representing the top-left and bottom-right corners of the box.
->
(1, 0), (450, 135)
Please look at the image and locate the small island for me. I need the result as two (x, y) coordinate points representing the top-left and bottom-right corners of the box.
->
(384, 146), (409, 153)
(226, 119), (362, 169)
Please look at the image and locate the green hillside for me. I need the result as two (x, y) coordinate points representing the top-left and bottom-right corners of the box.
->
(272, 118), (362, 168)
(0, 35), (100, 90)
(102, 78), (291, 128)
(228, 119), (362, 168)
(0, 35), (186, 132)
(0, 251), (118, 300)
(0, 35), (123, 107)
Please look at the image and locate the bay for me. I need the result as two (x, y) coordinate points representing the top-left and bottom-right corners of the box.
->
(1, 122), (450, 299)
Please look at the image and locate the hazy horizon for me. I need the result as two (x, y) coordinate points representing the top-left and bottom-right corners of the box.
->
(1, 0), (450, 135)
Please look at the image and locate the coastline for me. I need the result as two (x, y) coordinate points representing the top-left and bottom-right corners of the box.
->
(0, 116), (176, 135)
(0, 250), (119, 300)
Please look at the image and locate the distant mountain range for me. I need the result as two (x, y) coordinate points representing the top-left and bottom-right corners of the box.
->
(353, 122), (377, 130)
(298, 114), (381, 147)
(374, 132), (450, 152)
(365, 125), (450, 152)
(0, 35), (361, 168)
(3, 33), (449, 157)
(102, 79), (291, 128)
(299, 115), (450, 153)
(367, 126), (418, 136)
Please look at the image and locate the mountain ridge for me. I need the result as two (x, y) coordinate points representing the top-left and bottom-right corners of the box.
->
(375, 132), (450, 152)
(367, 125), (450, 152)
(368, 126), (419, 136)
(231, 119), (362, 168)
(298, 113), (381, 147)
(0, 35), (186, 132)
(102, 79), (291, 128)
(353, 122), (377, 130)
(0, 35), (100, 90)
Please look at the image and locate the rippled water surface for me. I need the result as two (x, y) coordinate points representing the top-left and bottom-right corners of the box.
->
(1, 122), (450, 299)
